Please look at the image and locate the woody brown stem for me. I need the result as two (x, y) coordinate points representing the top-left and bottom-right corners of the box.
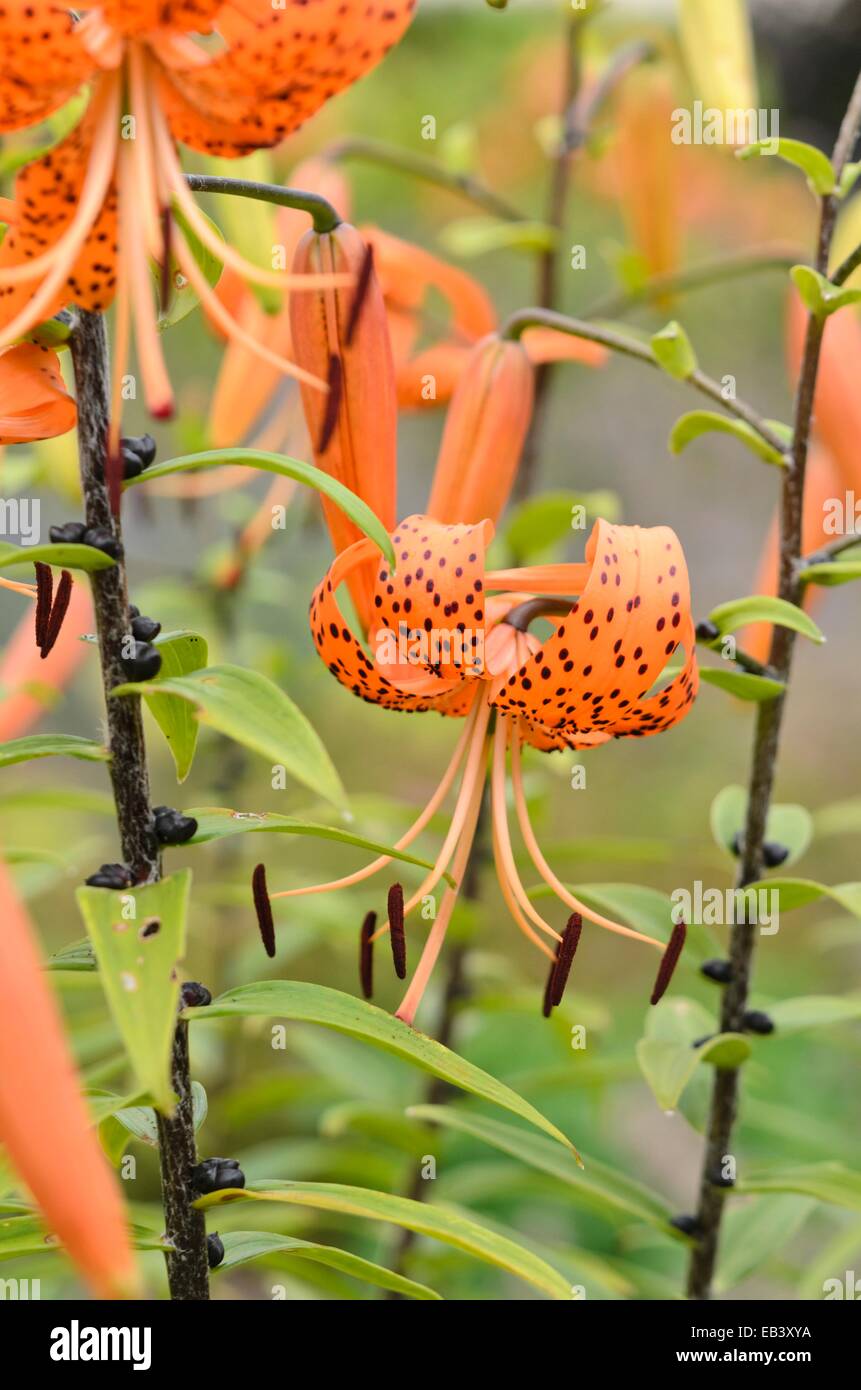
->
(685, 67), (861, 1301)
(70, 309), (209, 1301)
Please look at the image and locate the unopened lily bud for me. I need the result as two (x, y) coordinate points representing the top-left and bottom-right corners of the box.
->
(427, 334), (534, 528)
(290, 223), (397, 629)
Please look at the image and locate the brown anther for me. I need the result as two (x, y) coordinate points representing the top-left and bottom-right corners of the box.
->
(252, 863), (276, 958)
(650, 920), (687, 1005)
(34, 561), (53, 651)
(387, 882), (406, 979)
(345, 243), (375, 346)
(41, 569), (73, 658)
(317, 353), (342, 453)
(550, 913), (583, 1007)
(359, 911), (376, 999)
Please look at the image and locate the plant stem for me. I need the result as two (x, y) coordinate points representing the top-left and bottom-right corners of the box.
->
(324, 136), (524, 221)
(69, 309), (210, 1301)
(685, 67), (861, 1302)
(502, 306), (788, 457)
(584, 247), (801, 319)
(185, 174), (341, 233)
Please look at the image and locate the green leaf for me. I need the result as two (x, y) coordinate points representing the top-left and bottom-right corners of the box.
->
(636, 998), (750, 1111)
(738, 138), (836, 195)
(112, 664), (346, 812)
(195, 1181), (572, 1300)
(708, 594), (825, 644)
(214, 1230), (441, 1300)
(669, 410), (789, 466)
(409, 1105), (677, 1234)
(790, 264), (861, 320)
(710, 784), (812, 865)
(186, 980), (579, 1155)
(503, 490), (620, 561)
(716, 1196), (815, 1292)
(112, 1081), (208, 1145)
(185, 806), (450, 880)
(76, 870), (191, 1113)
(738, 1163), (861, 1214)
(650, 321), (697, 380)
(46, 937), (97, 972)
(147, 631), (209, 783)
(158, 204), (223, 331)
(0, 540), (115, 572)
(124, 449), (395, 570)
(838, 160), (861, 199)
(439, 217), (558, 258)
(737, 877), (861, 919)
(0, 734), (108, 769)
(800, 560), (861, 587)
(766, 994), (861, 1035)
(699, 667), (785, 701)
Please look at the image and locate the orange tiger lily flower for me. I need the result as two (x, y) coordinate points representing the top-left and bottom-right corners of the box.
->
(0, 0), (415, 420)
(0, 857), (137, 1297)
(0, 342), (77, 445)
(263, 331), (697, 1024)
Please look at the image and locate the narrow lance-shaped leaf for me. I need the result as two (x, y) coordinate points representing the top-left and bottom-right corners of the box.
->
(214, 1230), (442, 1300)
(147, 630), (208, 783)
(0, 541), (115, 572)
(76, 870), (191, 1114)
(708, 594), (825, 643)
(669, 410), (789, 466)
(0, 734), (108, 769)
(112, 664), (347, 812)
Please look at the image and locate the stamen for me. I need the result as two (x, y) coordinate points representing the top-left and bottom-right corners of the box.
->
(41, 570), (72, 658)
(317, 354), (342, 453)
(251, 862), (275, 958)
(388, 883), (406, 978)
(271, 701), (479, 901)
(345, 244), (375, 346)
(542, 953), (558, 1018)
(359, 911), (375, 999)
(119, 143), (174, 419)
(490, 716), (560, 948)
(34, 562), (52, 651)
(550, 913), (583, 1007)
(650, 921), (687, 1005)
(509, 735), (664, 951)
(159, 206), (173, 314)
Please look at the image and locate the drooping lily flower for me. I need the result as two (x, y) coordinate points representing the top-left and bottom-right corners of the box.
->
(0, 0), (416, 419)
(0, 857), (137, 1297)
(264, 326), (698, 1025)
(0, 342), (77, 445)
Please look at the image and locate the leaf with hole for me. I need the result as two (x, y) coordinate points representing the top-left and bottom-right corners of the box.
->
(76, 870), (191, 1113)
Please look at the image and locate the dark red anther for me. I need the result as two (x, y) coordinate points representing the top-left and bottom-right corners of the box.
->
(252, 862), (276, 958)
(160, 205), (173, 314)
(650, 920), (687, 1005)
(317, 353), (342, 454)
(359, 911), (376, 999)
(541, 952), (557, 1018)
(34, 561), (53, 652)
(550, 913), (583, 1007)
(387, 882), (406, 979)
(345, 243), (375, 346)
(41, 569), (73, 658)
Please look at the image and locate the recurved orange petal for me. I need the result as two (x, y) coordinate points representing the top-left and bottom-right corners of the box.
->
(0, 1), (93, 132)
(0, 857), (137, 1297)
(0, 343), (77, 444)
(490, 520), (698, 749)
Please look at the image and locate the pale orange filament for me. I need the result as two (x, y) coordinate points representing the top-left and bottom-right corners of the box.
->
(0, 576), (36, 598)
(270, 700), (481, 901)
(490, 714), (560, 951)
(128, 46), (164, 259)
(395, 744), (487, 1028)
(370, 695), (492, 940)
(509, 733), (664, 951)
(119, 139), (173, 418)
(0, 76), (120, 343)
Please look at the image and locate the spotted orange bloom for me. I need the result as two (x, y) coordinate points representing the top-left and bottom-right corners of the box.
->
(267, 334), (698, 1026)
(0, 342), (77, 445)
(0, 0), (416, 418)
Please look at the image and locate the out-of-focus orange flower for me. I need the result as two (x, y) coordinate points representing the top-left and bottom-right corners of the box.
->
(0, 0), (415, 418)
(0, 579), (93, 740)
(261, 326), (696, 1025)
(0, 857), (137, 1297)
(746, 293), (861, 661)
(611, 68), (682, 284)
(0, 343), (76, 445)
